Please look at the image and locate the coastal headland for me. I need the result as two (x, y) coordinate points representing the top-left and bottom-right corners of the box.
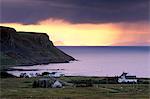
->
(0, 26), (75, 70)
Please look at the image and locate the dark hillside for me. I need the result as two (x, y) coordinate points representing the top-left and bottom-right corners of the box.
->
(0, 26), (75, 70)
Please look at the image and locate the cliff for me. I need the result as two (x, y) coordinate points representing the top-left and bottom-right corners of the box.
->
(0, 26), (75, 69)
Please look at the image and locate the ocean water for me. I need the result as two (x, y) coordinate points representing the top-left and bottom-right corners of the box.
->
(8, 46), (150, 77)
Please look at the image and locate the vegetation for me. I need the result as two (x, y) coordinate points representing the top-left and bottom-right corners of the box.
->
(0, 76), (150, 99)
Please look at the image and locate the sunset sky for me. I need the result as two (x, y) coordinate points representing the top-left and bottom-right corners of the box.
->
(0, 0), (150, 46)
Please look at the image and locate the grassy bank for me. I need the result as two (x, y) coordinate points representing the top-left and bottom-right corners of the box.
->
(0, 77), (150, 99)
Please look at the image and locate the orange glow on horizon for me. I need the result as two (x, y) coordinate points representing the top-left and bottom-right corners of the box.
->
(0, 19), (149, 46)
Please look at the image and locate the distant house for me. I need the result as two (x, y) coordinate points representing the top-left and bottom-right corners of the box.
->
(48, 72), (65, 77)
(118, 72), (137, 83)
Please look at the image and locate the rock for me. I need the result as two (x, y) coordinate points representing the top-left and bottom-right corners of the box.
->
(0, 26), (75, 69)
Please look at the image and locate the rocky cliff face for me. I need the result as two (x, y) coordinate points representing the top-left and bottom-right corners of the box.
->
(0, 26), (75, 69)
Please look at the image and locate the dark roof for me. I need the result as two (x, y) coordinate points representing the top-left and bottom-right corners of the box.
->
(125, 76), (136, 79)
(120, 72), (137, 79)
(121, 72), (128, 76)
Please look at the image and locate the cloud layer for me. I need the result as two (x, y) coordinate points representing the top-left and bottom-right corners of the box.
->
(1, 0), (149, 24)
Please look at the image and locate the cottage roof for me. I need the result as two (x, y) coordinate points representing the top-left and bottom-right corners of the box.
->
(121, 72), (128, 76)
(120, 72), (136, 79)
(125, 76), (136, 79)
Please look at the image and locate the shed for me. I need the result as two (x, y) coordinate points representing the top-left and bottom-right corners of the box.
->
(52, 80), (63, 88)
(32, 78), (64, 88)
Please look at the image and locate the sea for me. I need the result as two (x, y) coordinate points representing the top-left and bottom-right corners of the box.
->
(7, 46), (150, 78)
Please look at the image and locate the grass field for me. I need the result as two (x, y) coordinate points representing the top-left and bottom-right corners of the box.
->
(0, 77), (150, 99)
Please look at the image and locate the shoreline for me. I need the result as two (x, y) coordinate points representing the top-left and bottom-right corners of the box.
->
(1, 59), (77, 71)
(4, 68), (65, 71)
(1, 70), (150, 79)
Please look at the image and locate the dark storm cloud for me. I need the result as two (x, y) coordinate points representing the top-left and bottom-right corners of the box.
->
(1, 0), (149, 24)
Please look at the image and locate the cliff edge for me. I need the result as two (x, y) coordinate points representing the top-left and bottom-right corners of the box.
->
(0, 26), (75, 69)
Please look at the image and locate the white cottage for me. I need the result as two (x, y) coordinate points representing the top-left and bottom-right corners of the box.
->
(48, 72), (65, 78)
(118, 72), (137, 83)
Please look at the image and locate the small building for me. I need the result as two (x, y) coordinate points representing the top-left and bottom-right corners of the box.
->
(118, 72), (137, 83)
(52, 80), (63, 88)
(48, 72), (65, 78)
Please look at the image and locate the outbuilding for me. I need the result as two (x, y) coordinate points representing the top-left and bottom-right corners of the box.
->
(52, 80), (63, 88)
(32, 78), (64, 88)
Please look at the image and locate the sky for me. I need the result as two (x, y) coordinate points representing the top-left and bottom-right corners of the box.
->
(0, 0), (150, 46)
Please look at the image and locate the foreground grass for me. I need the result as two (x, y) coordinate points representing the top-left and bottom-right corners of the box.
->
(0, 77), (150, 99)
